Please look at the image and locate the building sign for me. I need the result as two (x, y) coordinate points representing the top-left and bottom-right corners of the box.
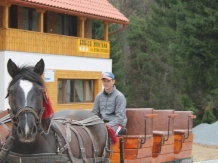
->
(78, 39), (110, 54)
(44, 70), (54, 82)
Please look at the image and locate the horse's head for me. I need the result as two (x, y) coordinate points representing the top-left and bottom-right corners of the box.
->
(6, 59), (45, 143)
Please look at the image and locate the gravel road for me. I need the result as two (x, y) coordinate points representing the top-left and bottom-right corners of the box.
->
(192, 143), (218, 162)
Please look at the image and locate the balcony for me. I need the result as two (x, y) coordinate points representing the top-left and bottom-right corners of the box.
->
(0, 28), (110, 58)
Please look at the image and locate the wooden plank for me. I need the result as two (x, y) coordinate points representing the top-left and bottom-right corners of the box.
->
(152, 157), (158, 163)
(124, 147), (152, 160)
(174, 149), (192, 160)
(163, 135), (174, 145)
(110, 137), (123, 163)
(137, 147), (152, 158)
(152, 136), (162, 157)
(174, 134), (183, 154)
(124, 136), (152, 149)
(104, 21), (109, 41)
(181, 142), (193, 151)
(160, 144), (174, 155)
(124, 157), (152, 163)
(158, 153), (174, 163)
(1, 28), (110, 58)
(110, 153), (120, 163)
(112, 137), (121, 153)
(184, 133), (194, 142)
(3, 5), (9, 28)
(124, 149), (137, 160)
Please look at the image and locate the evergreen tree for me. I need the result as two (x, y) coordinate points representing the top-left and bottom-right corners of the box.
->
(171, 0), (218, 117)
(107, 0), (218, 124)
(126, 1), (183, 109)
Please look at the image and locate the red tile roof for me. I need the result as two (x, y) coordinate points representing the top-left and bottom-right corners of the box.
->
(8, 0), (129, 24)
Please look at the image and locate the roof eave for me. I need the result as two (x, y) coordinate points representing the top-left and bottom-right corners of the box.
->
(7, 0), (129, 25)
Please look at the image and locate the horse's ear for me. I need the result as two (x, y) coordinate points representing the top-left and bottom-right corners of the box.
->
(7, 59), (19, 78)
(34, 59), (44, 75)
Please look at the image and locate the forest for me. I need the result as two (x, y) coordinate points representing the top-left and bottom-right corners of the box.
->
(93, 0), (218, 126)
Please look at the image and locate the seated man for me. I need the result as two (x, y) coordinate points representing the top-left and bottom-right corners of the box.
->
(92, 72), (127, 136)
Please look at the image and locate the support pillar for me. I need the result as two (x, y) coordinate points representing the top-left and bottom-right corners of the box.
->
(36, 9), (46, 33)
(1, 0), (11, 28)
(103, 21), (109, 41)
(79, 17), (86, 38)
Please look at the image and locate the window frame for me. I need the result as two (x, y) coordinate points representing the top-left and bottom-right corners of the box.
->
(58, 79), (94, 104)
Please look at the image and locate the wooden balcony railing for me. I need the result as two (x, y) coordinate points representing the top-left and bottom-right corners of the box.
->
(0, 28), (110, 58)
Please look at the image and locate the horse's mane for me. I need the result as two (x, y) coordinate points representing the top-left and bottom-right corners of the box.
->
(7, 65), (45, 90)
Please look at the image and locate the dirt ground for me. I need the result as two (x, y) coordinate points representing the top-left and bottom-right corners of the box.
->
(192, 143), (218, 162)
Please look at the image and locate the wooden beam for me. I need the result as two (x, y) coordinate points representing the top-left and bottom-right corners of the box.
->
(79, 17), (86, 38)
(36, 9), (46, 13)
(3, 6), (9, 28)
(1, 0), (11, 28)
(104, 21), (109, 41)
(62, 80), (66, 103)
(36, 9), (45, 33)
(0, 0), (11, 7)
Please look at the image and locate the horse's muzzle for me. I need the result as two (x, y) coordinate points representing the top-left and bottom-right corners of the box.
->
(16, 113), (38, 143)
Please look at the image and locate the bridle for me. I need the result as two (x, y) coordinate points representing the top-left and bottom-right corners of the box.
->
(0, 105), (46, 163)
(9, 106), (44, 128)
(6, 89), (48, 136)
(6, 88), (48, 129)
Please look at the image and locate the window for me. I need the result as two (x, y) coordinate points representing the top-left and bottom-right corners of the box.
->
(9, 5), (18, 29)
(58, 14), (77, 36)
(23, 7), (38, 31)
(58, 79), (94, 103)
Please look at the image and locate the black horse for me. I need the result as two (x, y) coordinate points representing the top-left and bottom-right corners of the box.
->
(0, 59), (110, 163)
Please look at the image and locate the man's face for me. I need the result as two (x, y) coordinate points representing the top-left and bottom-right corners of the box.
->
(102, 78), (115, 93)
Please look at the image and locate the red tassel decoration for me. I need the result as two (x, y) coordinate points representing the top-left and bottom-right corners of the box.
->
(42, 90), (54, 119)
(106, 124), (118, 144)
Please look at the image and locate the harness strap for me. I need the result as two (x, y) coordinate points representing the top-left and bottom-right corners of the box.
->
(53, 115), (104, 126)
(69, 125), (88, 163)
(5, 152), (110, 163)
(0, 126), (16, 163)
(52, 116), (110, 163)
(6, 152), (71, 163)
(0, 114), (11, 132)
(82, 126), (98, 163)
(71, 157), (110, 163)
(51, 121), (76, 163)
(76, 115), (104, 126)
(66, 123), (72, 143)
(102, 125), (109, 162)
